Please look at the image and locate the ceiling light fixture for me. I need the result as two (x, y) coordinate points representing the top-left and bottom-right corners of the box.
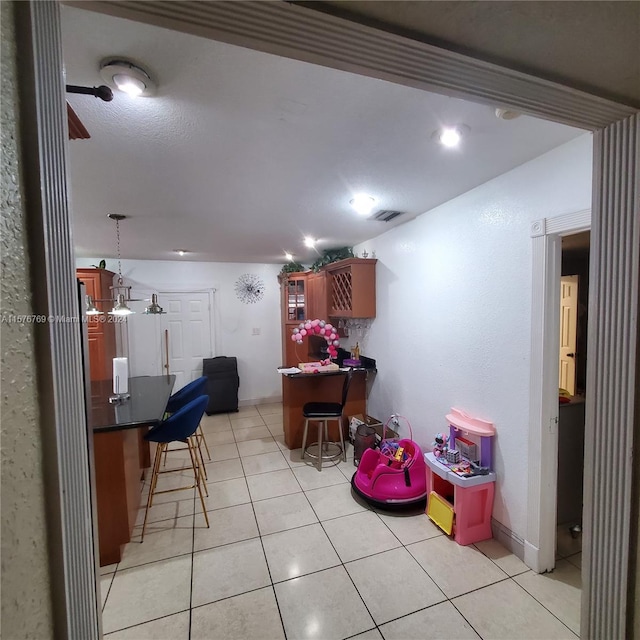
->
(84, 215), (164, 316)
(143, 293), (165, 315)
(108, 216), (168, 315)
(350, 194), (376, 216)
(304, 237), (316, 248)
(85, 295), (103, 315)
(174, 249), (188, 256)
(433, 124), (469, 149)
(100, 59), (156, 97)
(107, 214), (134, 316)
(495, 108), (522, 120)
(285, 252), (293, 261)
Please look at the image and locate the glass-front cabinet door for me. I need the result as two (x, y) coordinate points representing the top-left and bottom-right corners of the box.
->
(286, 276), (306, 321)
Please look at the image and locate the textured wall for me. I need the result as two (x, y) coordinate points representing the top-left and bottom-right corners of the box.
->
(0, 1), (55, 637)
(355, 134), (592, 540)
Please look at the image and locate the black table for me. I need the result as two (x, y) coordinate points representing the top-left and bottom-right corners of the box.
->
(90, 375), (176, 433)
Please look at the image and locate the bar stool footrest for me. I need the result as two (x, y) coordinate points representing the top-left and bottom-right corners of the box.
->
(304, 441), (343, 462)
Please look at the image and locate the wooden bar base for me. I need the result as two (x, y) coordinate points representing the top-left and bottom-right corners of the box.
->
(282, 370), (367, 450)
(94, 430), (145, 566)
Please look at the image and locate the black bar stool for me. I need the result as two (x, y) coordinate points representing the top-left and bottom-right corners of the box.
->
(300, 370), (353, 471)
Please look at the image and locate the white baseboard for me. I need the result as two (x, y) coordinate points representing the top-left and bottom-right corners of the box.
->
(238, 395), (282, 407)
(491, 519), (525, 561)
(524, 540), (542, 573)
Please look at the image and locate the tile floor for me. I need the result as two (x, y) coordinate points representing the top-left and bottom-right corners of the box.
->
(100, 403), (582, 639)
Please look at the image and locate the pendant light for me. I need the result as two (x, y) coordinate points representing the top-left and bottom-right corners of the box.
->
(143, 293), (166, 315)
(107, 214), (134, 316)
(85, 295), (103, 315)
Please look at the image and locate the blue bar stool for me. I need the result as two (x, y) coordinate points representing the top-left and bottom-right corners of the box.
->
(141, 395), (210, 541)
(165, 376), (211, 474)
(301, 370), (353, 471)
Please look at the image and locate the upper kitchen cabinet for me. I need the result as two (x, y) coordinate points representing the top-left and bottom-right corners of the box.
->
(324, 258), (377, 318)
(282, 273), (307, 323)
(307, 271), (328, 321)
(77, 268), (117, 381)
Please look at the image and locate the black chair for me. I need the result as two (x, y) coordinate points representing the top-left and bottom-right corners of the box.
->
(142, 395), (210, 541)
(300, 370), (353, 471)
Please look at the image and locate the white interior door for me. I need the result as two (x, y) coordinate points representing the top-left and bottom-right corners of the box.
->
(559, 275), (579, 396)
(161, 291), (213, 390)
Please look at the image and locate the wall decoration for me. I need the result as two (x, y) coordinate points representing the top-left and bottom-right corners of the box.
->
(235, 273), (265, 304)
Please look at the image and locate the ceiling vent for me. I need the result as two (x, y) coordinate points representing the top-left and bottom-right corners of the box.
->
(370, 209), (405, 222)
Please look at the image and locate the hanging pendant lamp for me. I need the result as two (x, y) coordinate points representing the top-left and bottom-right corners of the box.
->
(107, 214), (135, 316)
(109, 293), (135, 316)
(143, 293), (166, 315)
(85, 295), (103, 315)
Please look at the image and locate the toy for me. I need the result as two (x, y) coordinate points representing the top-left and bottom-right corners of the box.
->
(445, 448), (460, 464)
(352, 415), (427, 508)
(432, 432), (449, 458)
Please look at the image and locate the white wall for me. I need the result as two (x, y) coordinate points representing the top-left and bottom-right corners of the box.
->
(354, 134), (593, 540)
(76, 258), (283, 404)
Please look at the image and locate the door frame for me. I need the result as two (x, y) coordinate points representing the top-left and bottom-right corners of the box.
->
(526, 208), (591, 573)
(17, 2), (638, 638)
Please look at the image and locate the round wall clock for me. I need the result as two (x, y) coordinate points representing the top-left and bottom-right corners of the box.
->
(235, 273), (265, 304)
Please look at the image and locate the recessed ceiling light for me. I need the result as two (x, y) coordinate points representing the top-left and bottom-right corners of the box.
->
(350, 194), (376, 216)
(174, 249), (188, 256)
(285, 252), (293, 261)
(100, 59), (156, 97)
(304, 237), (316, 248)
(439, 128), (461, 147)
(433, 125), (469, 148)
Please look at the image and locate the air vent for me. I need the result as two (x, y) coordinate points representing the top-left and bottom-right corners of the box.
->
(370, 209), (405, 222)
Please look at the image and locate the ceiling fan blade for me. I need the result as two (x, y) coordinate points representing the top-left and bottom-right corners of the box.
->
(67, 102), (90, 140)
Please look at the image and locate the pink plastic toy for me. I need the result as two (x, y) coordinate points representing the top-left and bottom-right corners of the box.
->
(351, 416), (427, 508)
(432, 432), (449, 458)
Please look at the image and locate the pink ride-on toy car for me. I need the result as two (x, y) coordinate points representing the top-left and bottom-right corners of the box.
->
(351, 433), (427, 508)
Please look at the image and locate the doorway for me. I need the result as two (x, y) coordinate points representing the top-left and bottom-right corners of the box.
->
(526, 209), (591, 574)
(16, 3), (639, 638)
(556, 231), (590, 562)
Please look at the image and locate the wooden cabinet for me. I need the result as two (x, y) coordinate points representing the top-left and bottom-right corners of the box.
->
(324, 258), (377, 318)
(279, 259), (377, 365)
(307, 271), (328, 321)
(280, 272), (307, 366)
(77, 268), (117, 380)
(283, 273), (308, 322)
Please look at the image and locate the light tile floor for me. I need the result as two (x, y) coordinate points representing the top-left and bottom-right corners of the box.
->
(101, 404), (582, 639)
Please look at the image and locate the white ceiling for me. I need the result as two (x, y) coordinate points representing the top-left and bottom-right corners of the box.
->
(62, 6), (583, 265)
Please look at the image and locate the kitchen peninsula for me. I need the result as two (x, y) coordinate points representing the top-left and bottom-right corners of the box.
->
(281, 357), (376, 449)
(90, 375), (175, 565)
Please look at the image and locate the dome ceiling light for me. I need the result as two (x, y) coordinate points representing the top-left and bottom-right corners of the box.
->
(495, 108), (522, 120)
(100, 59), (156, 97)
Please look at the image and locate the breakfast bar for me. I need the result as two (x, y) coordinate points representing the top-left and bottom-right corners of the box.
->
(90, 375), (175, 565)
(281, 365), (374, 450)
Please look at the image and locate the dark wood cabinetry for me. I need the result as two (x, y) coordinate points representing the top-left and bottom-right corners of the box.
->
(77, 268), (117, 380)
